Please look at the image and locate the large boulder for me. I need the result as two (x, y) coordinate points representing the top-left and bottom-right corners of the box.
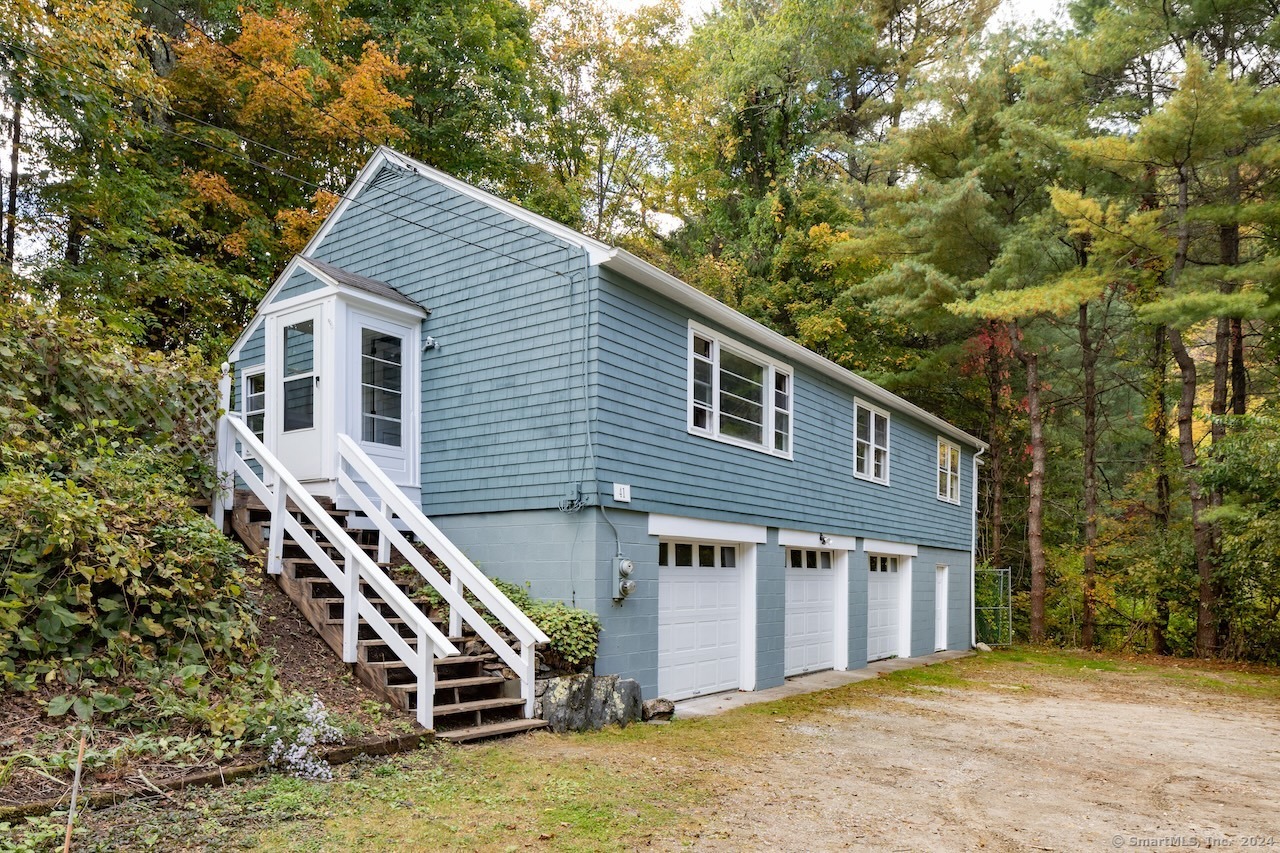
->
(535, 674), (643, 732)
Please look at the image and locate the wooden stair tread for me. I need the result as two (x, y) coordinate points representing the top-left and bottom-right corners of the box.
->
(361, 654), (497, 669)
(385, 675), (506, 692)
(433, 696), (526, 716)
(438, 718), (548, 743)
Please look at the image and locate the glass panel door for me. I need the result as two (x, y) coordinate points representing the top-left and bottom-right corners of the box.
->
(282, 319), (315, 432)
(361, 329), (403, 446)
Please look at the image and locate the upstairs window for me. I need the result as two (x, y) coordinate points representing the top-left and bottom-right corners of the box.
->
(689, 324), (793, 457)
(937, 438), (961, 504)
(854, 400), (890, 484)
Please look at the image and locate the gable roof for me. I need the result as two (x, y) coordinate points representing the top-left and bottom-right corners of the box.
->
(226, 253), (427, 362)
(301, 257), (421, 311)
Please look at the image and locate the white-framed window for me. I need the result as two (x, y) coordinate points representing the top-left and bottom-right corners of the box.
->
(937, 438), (961, 504)
(787, 548), (833, 570)
(242, 368), (266, 440)
(869, 554), (899, 573)
(854, 399), (890, 484)
(659, 540), (738, 569)
(360, 327), (403, 447)
(688, 322), (793, 457)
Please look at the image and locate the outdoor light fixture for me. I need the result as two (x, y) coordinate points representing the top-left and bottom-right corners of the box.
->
(819, 533), (830, 545)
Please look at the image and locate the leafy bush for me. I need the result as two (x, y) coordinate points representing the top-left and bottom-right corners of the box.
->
(0, 445), (258, 691)
(490, 579), (602, 671)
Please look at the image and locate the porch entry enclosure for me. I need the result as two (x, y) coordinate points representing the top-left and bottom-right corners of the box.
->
(244, 258), (426, 507)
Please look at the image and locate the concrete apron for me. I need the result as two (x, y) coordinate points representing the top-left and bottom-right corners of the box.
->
(674, 649), (976, 718)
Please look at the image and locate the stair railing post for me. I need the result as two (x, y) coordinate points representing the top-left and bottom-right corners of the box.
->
(267, 482), (287, 576)
(416, 625), (434, 729)
(521, 642), (537, 719)
(449, 574), (463, 639)
(212, 363), (233, 533)
(343, 545), (360, 663)
(378, 500), (393, 565)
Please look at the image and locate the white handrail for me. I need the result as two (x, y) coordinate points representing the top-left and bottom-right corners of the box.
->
(336, 434), (548, 718)
(336, 434), (549, 646)
(220, 416), (456, 727)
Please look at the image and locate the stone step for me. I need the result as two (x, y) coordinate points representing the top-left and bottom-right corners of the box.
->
(437, 718), (548, 743)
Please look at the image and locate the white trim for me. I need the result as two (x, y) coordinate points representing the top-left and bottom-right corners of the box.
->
(687, 321), (794, 460)
(374, 148), (614, 265)
(853, 398), (891, 485)
(240, 367), (266, 437)
(937, 436), (962, 504)
(778, 529), (857, 551)
(935, 564), (949, 651)
(834, 549), (849, 670)
(739, 543), (757, 692)
(648, 513), (768, 544)
(862, 538), (918, 557)
(604, 248), (986, 451)
(297, 257), (428, 319)
(898, 556), (913, 657)
(971, 447), (985, 648)
(229, 255), (312, 360)
(299, 149), (393, 262)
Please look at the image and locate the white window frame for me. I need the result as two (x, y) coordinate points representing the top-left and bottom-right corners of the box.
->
(241, 367), (266, 440)
(854, 398), (891, 485)
(937, 437), (961, 504)
(687, 321), (793, 459)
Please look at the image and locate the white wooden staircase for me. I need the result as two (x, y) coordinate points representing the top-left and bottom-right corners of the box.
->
(213, 415), (550, 742)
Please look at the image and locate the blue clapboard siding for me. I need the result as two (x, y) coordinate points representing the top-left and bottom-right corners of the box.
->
(236, 324), (266, 371)
(271, 266), (325, 303)
(306, 164), (592, 515)
(592, 266), (975, 552)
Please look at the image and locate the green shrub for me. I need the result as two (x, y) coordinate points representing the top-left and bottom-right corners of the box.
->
(490, 579), (601, 672)
(0, 445), (257, 692)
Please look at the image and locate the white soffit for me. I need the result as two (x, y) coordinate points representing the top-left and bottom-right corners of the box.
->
(861, 538), (919, 557)
(778, 529), (857, 551)
(648, 513), (768, 544)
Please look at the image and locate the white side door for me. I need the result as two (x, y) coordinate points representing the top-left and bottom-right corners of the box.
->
(349, 311), (418, 488)
(271, 304), (325, 481)
(935, 566), (949, 651)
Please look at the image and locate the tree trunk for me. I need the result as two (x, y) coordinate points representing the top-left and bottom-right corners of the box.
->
(1012, 326), (1046, 643)
(1150, 326), (1171, 655)
(3, 94), (19, 269)
(1230, 318), (1246, 415)
(1166, 161), (1216, 656)
(985, 322), (1005, 567)
(1080, 303), (1098, 649)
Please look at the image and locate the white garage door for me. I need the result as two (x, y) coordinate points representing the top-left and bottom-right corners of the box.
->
(785, 548), (835, 676)
(867, 554), (902, 661)
(658, 541), (741, 700)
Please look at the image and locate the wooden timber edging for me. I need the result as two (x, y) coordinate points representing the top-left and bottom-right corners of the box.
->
(0, 730), (431, 822)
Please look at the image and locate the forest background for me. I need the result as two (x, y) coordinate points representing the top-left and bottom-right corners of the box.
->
(3, 0), (1278, 662)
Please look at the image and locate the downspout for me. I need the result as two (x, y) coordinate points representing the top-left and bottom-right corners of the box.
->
(970, 445), (986, 648)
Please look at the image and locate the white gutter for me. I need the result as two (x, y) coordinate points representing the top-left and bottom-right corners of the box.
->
(603, 247), (988, 451)
(970, 446), (985, 647)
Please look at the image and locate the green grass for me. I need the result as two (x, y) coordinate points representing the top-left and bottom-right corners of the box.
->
(8, 647), (1279, 851)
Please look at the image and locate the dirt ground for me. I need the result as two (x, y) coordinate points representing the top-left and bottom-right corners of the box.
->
(689, 662), (1280, 851)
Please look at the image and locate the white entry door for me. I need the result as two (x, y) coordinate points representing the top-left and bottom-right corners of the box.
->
(349, 312), (417, 488)
(867, 554), (904, 661)
(272, 305), (324, 481)
(785, 548), (835, 676)
(658, 541), (741, 700)
(935, 566), (949, 651)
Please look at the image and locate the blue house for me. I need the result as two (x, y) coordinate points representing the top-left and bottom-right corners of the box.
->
(222, 147), (985, 719)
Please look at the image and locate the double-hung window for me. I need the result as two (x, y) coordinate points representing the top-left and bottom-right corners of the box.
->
(689, 323), (792, 457)
(242, 369), (266, 440)
(854, 400), (890, 484)
(937, 438), (961, 504)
